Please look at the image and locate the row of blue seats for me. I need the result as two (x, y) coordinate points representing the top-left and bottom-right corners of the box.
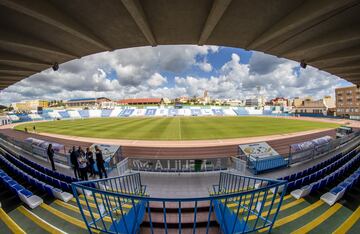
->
(287, 150), (359, 192)
(0, 168), (33, 199)
(319, 158), (360, 205)
(1, 154), (73, 203)
(316, 154), (359, 192)
(120, 109), (134, 117)
(78, 110), (89, 118)
(290, 152), (360, 200)
(0, 156), (44, 208)
(0, 155), (53, 196)
(212, 109), (224, 116)
(4, 154), (72, 192)
(19, 155), (76, 184)
(279, 152), (344, 182)
(101, 109), (112, 117)
(58, 111), (70, 118)
(330, 167), (360, 194)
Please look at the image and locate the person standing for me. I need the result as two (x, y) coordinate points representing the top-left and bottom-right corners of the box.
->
(86, 148), (95, 177)
(95, 145), (107, 179)
(78, 153), (88, 181)
(78, 146), (85, 157)
(47, 144), (56, 171)
(70, 146), (80, 179)
(33, 125), (36, 133)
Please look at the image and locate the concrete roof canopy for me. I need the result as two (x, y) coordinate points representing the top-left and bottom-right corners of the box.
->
(0, 0), (359, 90)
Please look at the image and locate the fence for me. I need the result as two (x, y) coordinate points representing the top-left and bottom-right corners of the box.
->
(72, 172), (287, 234)
(288, 131), (360, 165)
(116, 158), (129, 175)
(127, 157), (229, 172)
(231, 156), (247, 173)
(0, 133), (71, 166)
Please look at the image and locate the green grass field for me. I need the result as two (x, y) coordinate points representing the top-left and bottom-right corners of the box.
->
(14, 116), (340, 140)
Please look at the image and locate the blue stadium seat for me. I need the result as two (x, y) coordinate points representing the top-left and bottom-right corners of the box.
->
(294, 178), (302, 189)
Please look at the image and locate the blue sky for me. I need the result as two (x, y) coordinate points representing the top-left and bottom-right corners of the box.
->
(0, 45), (352, 105)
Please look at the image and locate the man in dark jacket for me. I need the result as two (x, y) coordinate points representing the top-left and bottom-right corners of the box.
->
(70, 146), (80, 179)
(47, 144), (56, 171)
(95, 145), (107, 179)
(86, 147), (95, 177)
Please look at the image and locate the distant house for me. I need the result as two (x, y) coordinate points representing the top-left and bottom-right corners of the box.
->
(66, 97), (111, 108)
(293, 96), (335, 115)
(270, 97), (289, 107)
(117, 98), (163, 105)
(11, 100), (49, 111)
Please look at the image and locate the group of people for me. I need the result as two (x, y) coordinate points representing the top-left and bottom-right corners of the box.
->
(24, 125), (36, 133)
(70, 145), (107, 180)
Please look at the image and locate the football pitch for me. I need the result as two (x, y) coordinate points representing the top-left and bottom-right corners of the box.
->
(15, 116), (340, 140)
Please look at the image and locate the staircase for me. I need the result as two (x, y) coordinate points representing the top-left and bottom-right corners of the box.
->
(140, 201), (219, 233)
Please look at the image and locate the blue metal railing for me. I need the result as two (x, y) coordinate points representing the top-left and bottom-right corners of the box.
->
(72, 172), (287, 234)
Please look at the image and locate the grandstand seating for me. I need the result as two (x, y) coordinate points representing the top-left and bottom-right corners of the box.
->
(58, 111), (70, 119)
(237, 192), (359, 233)
(1, 148), (360, 233)
(120, 109), (135, 117)
(286, 148), (359, 193)
(5, 106), (311, 123)
(0, 154), (73, 202)
(0, 188), (134, 233)
(101, 109), (113, 117)
(0, 167), (43, 209)
(233, 107), (249, 115)
(68, 110), (81, 118)
(78, 110), (89, 118)
(109, 108), (122, 117)
(145, 109), (157, 116)
(48, 111), (62, 119)
(191, 109), (202, 116)
(168, 108), (178, 116)
(5, 153), (73, 191)
(279, 144), (359, 184)
(19, 156), (77, 184)
(89, 110), (101, 118)
(212, 108), (224, 116)
(16, 114), (32, 122)
(222, 108), (237, 116)
(291, 150), (360, 199)
(40, 111), (52, 120)
(320, 167), (360, 206)
(28, 113), (42, 120)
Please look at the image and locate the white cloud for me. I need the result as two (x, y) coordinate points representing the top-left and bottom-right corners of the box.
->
(197, 59), (212, 72)
(147, 73), (167, 87)
(0, 45), (350, 105)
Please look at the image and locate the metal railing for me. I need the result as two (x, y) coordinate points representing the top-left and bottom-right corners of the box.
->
(230, 156), (247, 173)
(288, 131), (360, 165)
(0, 133), (71, 166)
(116, 158), (129, 175)
(72, 172), (287, 234)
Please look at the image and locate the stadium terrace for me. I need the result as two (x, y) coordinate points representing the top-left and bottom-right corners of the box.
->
(0, 1), (360, 234)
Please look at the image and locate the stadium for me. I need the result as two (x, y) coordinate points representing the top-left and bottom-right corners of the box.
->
(0, 1), (360, 234)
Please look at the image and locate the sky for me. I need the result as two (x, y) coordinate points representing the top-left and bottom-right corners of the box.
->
(0, 45), (352, 105)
